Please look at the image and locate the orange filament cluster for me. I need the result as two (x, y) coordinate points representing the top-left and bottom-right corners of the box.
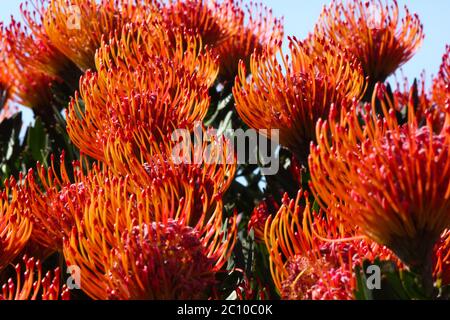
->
(234, 37), (365, 163)
(63, 174), (237, 299)
(264, 191), (397, 300)
(0, 256), (69, 300)
(0, 177), (32, 271)
(43, 0), (157, 71)
(309, 83), (450, 277)
(67, 22), (218, 161)
(314, 0), (424, 90)
(0, 28), (58, 112)
(215, 1), (284, 81)
(4, 1), (80, 86)
(161, 0), (240, 48)
(104, 123), (236, 205)
(23, 153), (94, 251)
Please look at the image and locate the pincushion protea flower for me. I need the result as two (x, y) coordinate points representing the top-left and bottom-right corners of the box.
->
(264, 191), (397, 300)
(23, 153), (93, 251)
(162, 0), (240, 48)
(43, 0), (157, 70)
(67, 22), (218, 161)
(0, 256), (69, 300)
(433, 45), (449, 108)
(0, 177), (33, 271)
(233, 37), (365, 164)
(3, 1), (81, 89)
(215, 1), (284, 81)
(105, 123), (236, 197)
(309, 84), (450, 293)
(95, 21), (219, 87)
(0, 32), (60, 116)
(63, 174), (237, 300)
(314, 0), (424, 95)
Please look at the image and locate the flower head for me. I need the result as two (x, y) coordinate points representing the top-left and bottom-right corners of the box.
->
(43, 0), (157, 70)
(215, 1), (284, 81)
(0, 28), (60, 114)
(314, 0), (424, 92)
(107, 220), (217, 300)
(67, 22), (217, 161)
(264, 191), (396, 300)
(162, 0), (240, 48)
(24, 153), (92, 251)
(309, 84), (450, 285)
(0, 177), (32, 271)
(63, 173), (237, 299)
(3, 1), (81, 88)
(233, 37), (365, 163)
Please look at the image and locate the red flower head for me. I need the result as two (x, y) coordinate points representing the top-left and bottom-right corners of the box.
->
(309, 84), (450, 292)
(1, 28), (61, 115)
(248, 200), (274, 243)
(0, 256), (69, 300)
(162, 0), (240, 48)
(67, 22), (218, 161)
(314, 0), (424, 93)
(234, 37), (365, 164)
(63, 173), (237, 299)
(3, 1), (81, 89)
(0, 177), (32, 272)
(43, 0), (158, 70)
(264, 191), (398, 300)
(215, 1), (284, 81)
(24, 153), (95, 251)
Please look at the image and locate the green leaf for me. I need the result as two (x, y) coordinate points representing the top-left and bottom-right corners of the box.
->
(26, 117), (50, 163)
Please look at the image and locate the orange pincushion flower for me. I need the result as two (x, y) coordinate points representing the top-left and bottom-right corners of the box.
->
(264, 191), (396, 300)
(67, 23), (218, 161)
(162, 0), (240, 48)
(3, 1), (81, 89)
(233, 37), (365, 163)
(43, 0), (157, 70)
(63, 174), (237, 299)
(309, 84), (450, 288)
(23, 154), (94, 251)
(0, 177), (33, 271)
(94, 21), (219, 87)
(314, 0), (424, 92)
(215, 1), (284, 81)
(432, 45), (450, 108)
(0, 30), (60, 113)
(0, 256), (69, 300)
(104, 122), (236, 197)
